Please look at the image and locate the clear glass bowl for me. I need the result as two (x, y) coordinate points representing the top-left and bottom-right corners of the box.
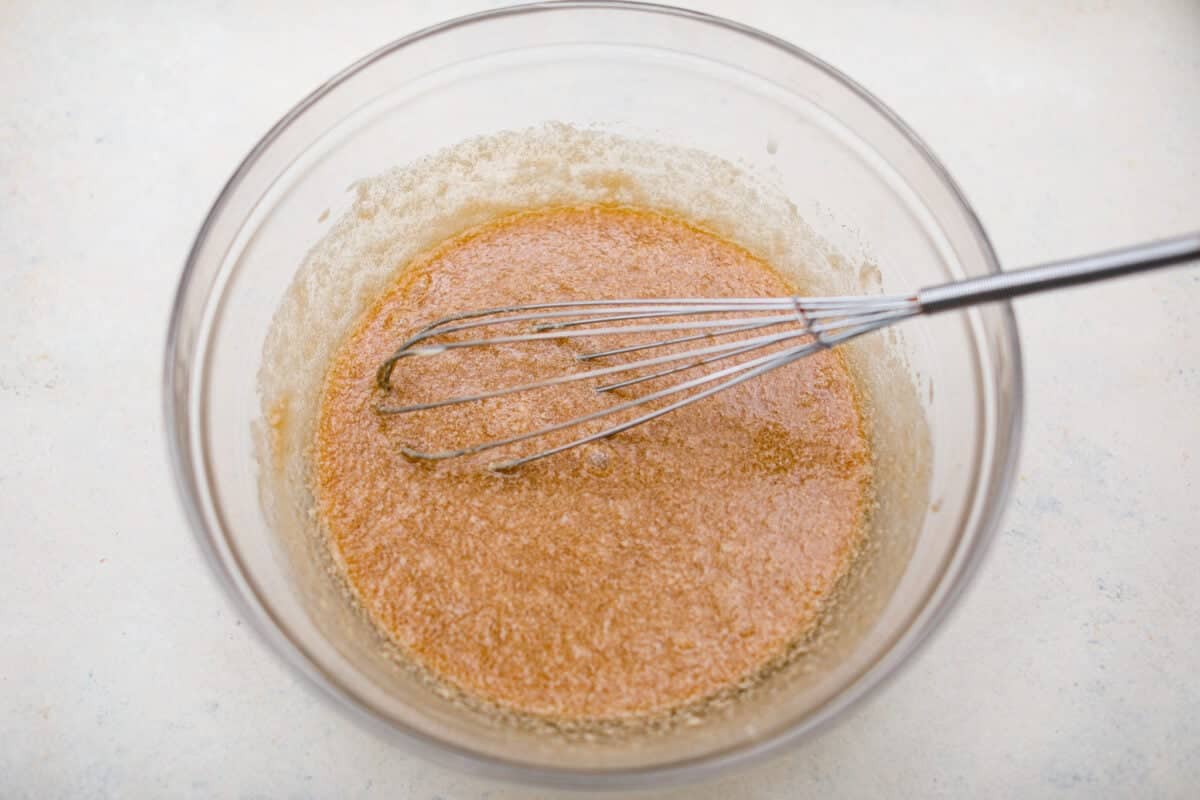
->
(165, 1), (1021, 788)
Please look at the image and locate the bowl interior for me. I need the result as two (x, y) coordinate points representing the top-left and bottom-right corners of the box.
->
(167, 2), (1020, 787)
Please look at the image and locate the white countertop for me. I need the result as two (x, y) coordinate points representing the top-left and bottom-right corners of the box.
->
(2, 1), (1198, 797)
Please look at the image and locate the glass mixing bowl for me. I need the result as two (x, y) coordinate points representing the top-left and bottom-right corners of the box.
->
(165, 1), (1021, 788)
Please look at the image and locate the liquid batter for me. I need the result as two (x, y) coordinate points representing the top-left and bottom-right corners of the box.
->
(315, 206), (872, 720)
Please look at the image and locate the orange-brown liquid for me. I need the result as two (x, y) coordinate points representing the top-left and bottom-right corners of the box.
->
(315, 206), (871, 720)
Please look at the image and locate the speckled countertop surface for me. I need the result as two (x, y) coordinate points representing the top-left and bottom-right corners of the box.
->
(2, 1), (1198, 797)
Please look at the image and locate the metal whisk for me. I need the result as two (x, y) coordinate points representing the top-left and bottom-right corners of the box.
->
(376, 232), (1200, 471)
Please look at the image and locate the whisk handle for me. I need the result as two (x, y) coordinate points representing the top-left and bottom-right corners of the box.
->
(917, 231), (1200, 314)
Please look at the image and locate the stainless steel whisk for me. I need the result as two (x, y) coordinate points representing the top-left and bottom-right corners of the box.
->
(376, 232), (1200, 471)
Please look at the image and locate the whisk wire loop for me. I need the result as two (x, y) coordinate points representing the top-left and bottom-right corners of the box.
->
(375, 294), (918, 469)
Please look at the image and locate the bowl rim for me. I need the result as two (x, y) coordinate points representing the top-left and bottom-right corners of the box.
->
(163, 0), (1023, 789)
